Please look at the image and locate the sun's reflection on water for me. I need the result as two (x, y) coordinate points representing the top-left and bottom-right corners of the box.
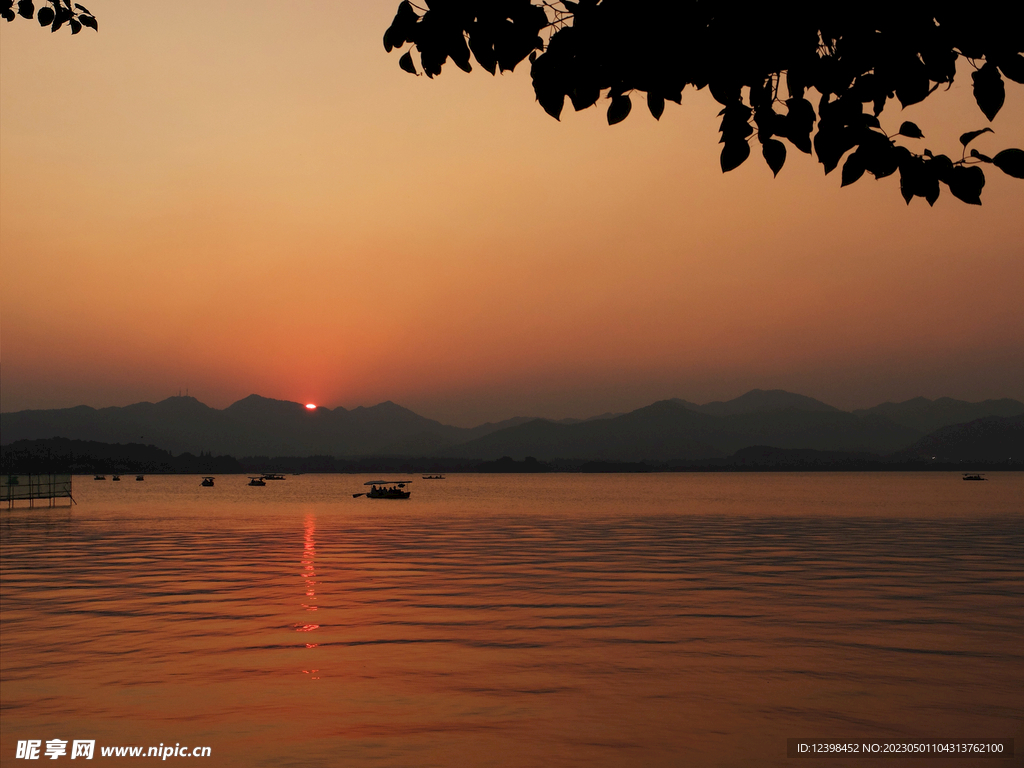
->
(297, 514), (320, 674)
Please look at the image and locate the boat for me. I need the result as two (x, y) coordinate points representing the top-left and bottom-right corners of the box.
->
(962, 473), (987, 481)
(262, 473), (286, 481)
(422, 474), (446, 480)
(136, 475), (144, 481)
(112, 475), (121, 481)
(201, 476), (215, 487)
(248, 476), (266, 486)
(94, 475), (105, 480)
(358, 480), (412, 499)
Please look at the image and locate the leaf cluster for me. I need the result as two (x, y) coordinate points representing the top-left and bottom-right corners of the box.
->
(385, 0), (1023, 205)
(1, 0), (96, 32)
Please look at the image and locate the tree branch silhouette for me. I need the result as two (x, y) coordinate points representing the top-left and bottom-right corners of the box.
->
(384, 0), (1024, 205)
(2, 0), (97, 33)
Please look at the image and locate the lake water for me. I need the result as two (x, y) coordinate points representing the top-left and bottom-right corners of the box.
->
(1, 473), (1022, 767)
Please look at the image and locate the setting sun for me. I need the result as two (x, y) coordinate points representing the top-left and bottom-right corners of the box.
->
(305, 403), (316, 410)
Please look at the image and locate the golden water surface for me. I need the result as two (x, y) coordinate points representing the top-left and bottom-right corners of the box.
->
(2, 473), (1022, 767)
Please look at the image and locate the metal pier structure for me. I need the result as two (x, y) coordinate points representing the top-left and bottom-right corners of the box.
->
(2, 474), (75, 508)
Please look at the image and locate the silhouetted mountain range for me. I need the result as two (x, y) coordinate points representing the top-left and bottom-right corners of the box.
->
(671, 389), (841, 416)
(444, 398), (918, 461)
(2, 390), (1021, 463)
(894, 415), (1023, 462)
(852, 397), (1024, 434)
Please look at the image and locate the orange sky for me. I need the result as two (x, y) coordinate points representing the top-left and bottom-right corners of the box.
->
(2, 2), (1022, 426)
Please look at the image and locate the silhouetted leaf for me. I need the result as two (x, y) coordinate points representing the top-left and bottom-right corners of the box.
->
(448, 30), (472, 73)
(719, 103), (752, 143)
(753, 107), (778, 139)
(782, 97), (814, 153)
(52, 2), (71, 29)
(720, 140), (750, 173)
(996, 53), (1024, 84)
(17, 0), (32, 20)
(858, 134), (899, 179)
(78, 12), (95, 29)
(945, 165), (985, 205)
(569, 82), (600, 112)
(960, 128), (993, 147)
(399, 51), (417, 75)
(872, 93), (887, 117)
(970, 148), (993, 163)
(898, 121), (923, 139)
(921, 44), (957, 85)
(708, 78), (740, 106)
(929, 154), (955, 181)
(898, 155), (940, 206)
(894, 56), (930, 107)
(762, 139), (786, 177)
(467, 22), (497, 74)
(647, 93), (664, 121)
(992, 148), (1024, 178)
(900, 177), (914, 204)
(384, 1), (418, 52)
(607, 94), (631, 125)
(569, 81), (598, 112)
(814, 125), (854, 175)
(531, 54), (565, 120)
(972, 62), (1005, 121)
(73, 2), (91, 12)
(841, 152), (865, 187)
(859, 114), (881, 130)
(69, 16), (80, 33)
(36, 4), (52, 25)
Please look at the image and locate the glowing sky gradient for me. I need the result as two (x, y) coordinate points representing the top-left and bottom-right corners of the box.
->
(2, 2), (1022, 426)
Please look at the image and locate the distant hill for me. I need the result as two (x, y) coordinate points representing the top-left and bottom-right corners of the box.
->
(725, 445), (888, 468)
(443, 401), (721, 462)
(853, 397), (1024, 434)
(895, 415), (1023, 462)
(677, 389), (840, 417)
(476, 456), (552, 472)
(0, 397), (242, 456)
(0, 437), (241, 474)
(442, 399), (919, 461)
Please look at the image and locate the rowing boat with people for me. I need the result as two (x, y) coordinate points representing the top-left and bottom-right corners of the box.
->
(353, 480), (412, 499)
